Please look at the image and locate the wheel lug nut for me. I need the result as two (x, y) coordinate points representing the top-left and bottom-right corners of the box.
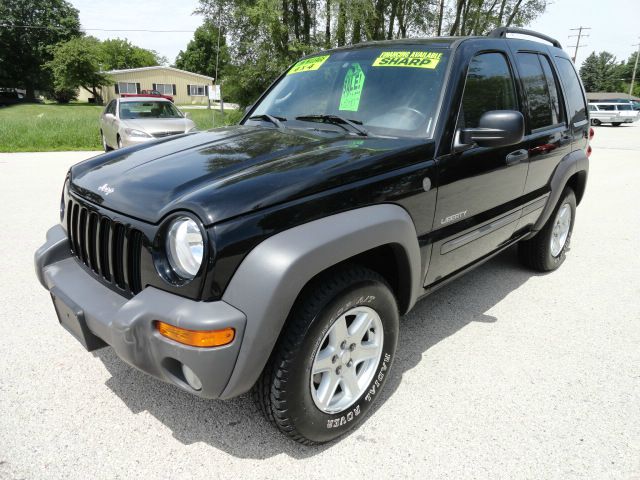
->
(336, 366), (342, 375)
(349, 343), (356, 351)
(340, 341), (347, 349)
(347, 360), (353, 368)
(332, 355), (338, 364)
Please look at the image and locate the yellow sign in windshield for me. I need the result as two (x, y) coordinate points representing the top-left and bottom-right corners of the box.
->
(287, 55), (330, 75)
(372, 51), (443, 69)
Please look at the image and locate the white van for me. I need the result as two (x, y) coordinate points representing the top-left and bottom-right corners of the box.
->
(588, 102), (639, 126)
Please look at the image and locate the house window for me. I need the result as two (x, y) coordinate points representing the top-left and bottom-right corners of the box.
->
(188, 84), (206, 96)
(118, 82), (138, 94)
(155, 83), (173, 95)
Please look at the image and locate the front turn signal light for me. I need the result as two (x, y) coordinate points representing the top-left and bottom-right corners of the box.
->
(155, 322), (235, 347)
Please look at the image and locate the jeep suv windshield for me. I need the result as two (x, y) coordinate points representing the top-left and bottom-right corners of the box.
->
(247, 46), (450, 138)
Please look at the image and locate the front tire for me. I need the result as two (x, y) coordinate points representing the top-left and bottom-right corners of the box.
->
(117, 135), (123, 149)
(254, 265), (399, 445)
(612, 122), (622, 127)
(518, 188), (576, 272)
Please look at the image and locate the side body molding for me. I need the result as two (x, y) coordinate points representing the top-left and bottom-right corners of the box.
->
(220, 203), (422, 399)
(530, 148), (588, 235)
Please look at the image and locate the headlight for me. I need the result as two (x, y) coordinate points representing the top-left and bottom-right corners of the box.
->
(165, 217), (204, 280)
(124, 128), (152, 138)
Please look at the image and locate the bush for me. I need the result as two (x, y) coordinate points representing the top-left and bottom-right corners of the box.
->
(45, 87), (78, 104)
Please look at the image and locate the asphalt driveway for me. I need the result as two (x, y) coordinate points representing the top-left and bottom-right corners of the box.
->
(0, 124), (638, 479)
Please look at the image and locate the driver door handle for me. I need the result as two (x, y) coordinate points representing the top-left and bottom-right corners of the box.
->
(506, 149), (529, 165)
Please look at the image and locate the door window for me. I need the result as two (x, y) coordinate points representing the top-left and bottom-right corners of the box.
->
(516, 53), (558, 130)
(539, 55), (564, 125)
(105, 100), (116, 115)
(460, 52), (517, 129)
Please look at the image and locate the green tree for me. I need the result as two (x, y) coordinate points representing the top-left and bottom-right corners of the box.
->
(100, 38), (167, 70)
(0, 0), (81, 99)
(195, 0), (548, 105)
(579, 51), (622, 93)
(174, 23), (230, 80)
(46, 36), (113, 104)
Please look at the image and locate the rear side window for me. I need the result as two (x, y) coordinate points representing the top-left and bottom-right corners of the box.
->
(539, 56), (563, 124)
(599, 104), (616, 111)
(516, 53), (555, 130)
(555, 57), (587, 126)
(460, 52), (517, 128)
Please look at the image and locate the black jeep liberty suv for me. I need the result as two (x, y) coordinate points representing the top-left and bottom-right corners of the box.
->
(35, 28), (591, 444)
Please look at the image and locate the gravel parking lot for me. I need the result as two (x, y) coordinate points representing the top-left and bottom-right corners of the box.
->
(1, 124), (638, 479)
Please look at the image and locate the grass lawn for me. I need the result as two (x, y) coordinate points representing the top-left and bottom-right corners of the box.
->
(0, 103), (243, 152)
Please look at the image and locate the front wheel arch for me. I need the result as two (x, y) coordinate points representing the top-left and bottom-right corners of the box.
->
(219, 204), (421, 400)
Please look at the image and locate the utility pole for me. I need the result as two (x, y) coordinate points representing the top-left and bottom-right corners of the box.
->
(630, 41), (640, 96)
(568, 26), (591, 63)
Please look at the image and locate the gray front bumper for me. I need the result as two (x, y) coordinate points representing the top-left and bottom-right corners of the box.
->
(35, 225), (246, 399)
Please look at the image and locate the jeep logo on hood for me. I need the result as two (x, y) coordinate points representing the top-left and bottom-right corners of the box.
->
(98, 183), (115, 196)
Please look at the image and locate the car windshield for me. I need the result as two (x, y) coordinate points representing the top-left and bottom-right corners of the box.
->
(119, 101), (182, 119)
(248, 46), (451, 138)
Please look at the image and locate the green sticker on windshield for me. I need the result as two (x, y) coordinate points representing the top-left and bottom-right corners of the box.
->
(372, 51), (442, 69)
(339, 63), (365, 112)
(287, 55), (330, 75)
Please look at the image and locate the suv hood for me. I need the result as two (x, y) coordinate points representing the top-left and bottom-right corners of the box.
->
(71, 125), (430, 225)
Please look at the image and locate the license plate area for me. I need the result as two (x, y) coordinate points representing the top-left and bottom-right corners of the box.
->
(51, 288), (106, 351)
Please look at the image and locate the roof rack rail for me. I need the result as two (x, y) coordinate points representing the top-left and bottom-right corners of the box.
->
(488, 27), (562, 49)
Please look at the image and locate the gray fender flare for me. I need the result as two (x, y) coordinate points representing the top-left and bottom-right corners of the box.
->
(220, 203), (421, 399)
(531, 148), (588, 233)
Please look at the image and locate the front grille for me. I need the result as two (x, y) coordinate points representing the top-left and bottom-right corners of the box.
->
(66, 198), (144, 295)
(152, 131), (183, 138)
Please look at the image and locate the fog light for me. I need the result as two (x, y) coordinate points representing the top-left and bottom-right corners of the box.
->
(182, 364), (202, 391)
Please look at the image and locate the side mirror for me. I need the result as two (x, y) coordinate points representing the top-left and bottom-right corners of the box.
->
(104, 113), (115, 119)
(184, 112), (191, 119)
(460, 110), (524, 148)
(244, 104), (253, 114)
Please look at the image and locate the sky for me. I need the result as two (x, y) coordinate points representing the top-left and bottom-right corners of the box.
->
(70, 0), (640, 67)
(71, 0), (204, 63)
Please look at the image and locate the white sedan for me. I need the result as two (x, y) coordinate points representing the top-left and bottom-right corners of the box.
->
(99, 97), (197, 150)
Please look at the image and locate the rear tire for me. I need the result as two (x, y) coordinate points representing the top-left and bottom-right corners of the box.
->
(518, 188), (576, 272)
(591, 119), (601, 126)
(253, 265), (399, 445)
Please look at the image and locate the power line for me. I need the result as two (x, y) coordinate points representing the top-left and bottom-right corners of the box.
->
(568, 26), (591, 63)
(0, 24), (195, 33)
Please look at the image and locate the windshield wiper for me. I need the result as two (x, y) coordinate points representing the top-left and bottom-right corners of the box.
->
(248, 114), (287, 129)
(295, 114), (368, 136)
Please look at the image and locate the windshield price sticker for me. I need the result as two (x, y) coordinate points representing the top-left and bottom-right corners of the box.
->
(287, 55), (330, 75)
(372, 51), (443, 69)
(339, 63), (366, 112)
